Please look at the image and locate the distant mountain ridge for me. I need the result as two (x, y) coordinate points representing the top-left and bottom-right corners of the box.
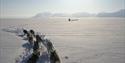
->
(33, 12), (52, 18)
(33, 9), (125, 18)
(97, 9), (125, 17)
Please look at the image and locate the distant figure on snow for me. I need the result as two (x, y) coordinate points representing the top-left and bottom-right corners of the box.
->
(68, 18), (71, 22)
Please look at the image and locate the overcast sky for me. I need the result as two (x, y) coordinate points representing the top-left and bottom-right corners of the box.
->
(0, 0), (125, 18)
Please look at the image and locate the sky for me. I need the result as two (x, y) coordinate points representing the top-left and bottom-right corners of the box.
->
(0, 0), (125, 18)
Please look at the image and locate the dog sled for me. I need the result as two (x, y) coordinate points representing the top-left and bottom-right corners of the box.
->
(21, 29), (61, 63)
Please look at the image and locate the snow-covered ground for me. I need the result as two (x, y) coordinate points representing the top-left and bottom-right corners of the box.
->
(0, 17), (125, 63)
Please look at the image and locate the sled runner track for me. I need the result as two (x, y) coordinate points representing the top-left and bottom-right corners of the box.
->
(2, 27), (95, 36)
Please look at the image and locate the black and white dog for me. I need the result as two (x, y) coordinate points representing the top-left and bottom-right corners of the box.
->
(23, 29), (61, 63)
(50, 50), (61, 63)
(45, 39), (61, 63)
(27, 52), (40, 63)
(23, 29), (36, 45)
(27, 35), (42, 63)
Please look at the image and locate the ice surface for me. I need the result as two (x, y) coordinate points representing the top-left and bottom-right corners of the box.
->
(0, 18), (125, 63)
